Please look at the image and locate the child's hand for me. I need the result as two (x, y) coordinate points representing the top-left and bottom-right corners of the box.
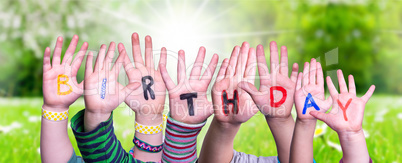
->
(212, 42), (259, 125)
(42, 35), (88, 111)
(239, 41), (298, 118)
(310, 70), (375, 134)
(84, 42), (140, 116)
(294, 59), (331, 121)
(160, 47), (219, 124)
(121, 33), (166, 118)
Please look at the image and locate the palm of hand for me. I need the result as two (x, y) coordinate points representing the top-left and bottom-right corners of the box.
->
(43, 65), (82, 109)
(125, 67), (166, 115)
(258, 74), (296, 118)
(84, 72), (124, 113)
(325, 93), (366, 133)
(212, 76), (258, 124)
(169, 80), (213, 124)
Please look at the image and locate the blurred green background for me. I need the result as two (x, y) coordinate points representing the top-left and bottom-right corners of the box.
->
(0, 0), (401, 162)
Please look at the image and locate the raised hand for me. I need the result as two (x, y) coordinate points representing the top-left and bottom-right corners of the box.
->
(310, 70), (375, 134)
(212, 42), (259, 125)
(42, 35), (88, 111)
(83, 42), (140, 131)
(239, 41), (298, 118)
(294, 58), (331, 121)
(120, 33), (166, 119)
(159, 47), (219, 124)
(41, 35), (88, 163)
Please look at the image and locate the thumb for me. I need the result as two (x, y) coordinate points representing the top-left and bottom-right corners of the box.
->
(119, 82), (141, 103)
(238, 81), (262, 97)
(310, 111), (329, 123)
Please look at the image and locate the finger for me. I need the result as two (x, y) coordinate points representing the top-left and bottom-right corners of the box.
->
(348, 75), (356, 95)
(119, 82), (141, 104)
(290, 63), (299, 83)
(85, 51), (94, 79)
(145, 35), (154, 70)
(316, 62), (324, 86)
(361, 85), (375, 103)
(256, 45), (270, 84)
(51, 36), (63, 67)
(94, 44), (107, 72)
(310, 111), (329, 123)
(131, 33), (144, 67)
(177, 50), (187, 84)
(200, 53), (219, 84)
(238, 81), (263, 96)
(189, 46), (206, 80)
(326, 76), (339, 98)
(120, 43), (135, 76)
(225, 46), (240, 78)
(112, 44), (127, 75)
(103, 42), (116, 71)
(157, 47), (167, 71)
(216, 58), (229, 81)
(43, 47), (52, 72)
(62, 35), (79, 65)
(71, 42), (88, 77)
(270, 41), (279, 74)
(309, 58), (316, 84)
(296, 72), (303, 90)
(235, 42), (249, 77)
(302, 62), (309, 87)
(245, 47), (256, 82)
(337, 69), (348, 93)
(159, 57), (176, 91)
(280, 45), (289, 76)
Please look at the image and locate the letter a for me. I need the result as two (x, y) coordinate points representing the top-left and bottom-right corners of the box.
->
(302, 93), (320, 114)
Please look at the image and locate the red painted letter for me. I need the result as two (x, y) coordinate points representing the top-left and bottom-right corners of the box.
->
(337, 98), (352, 121)
(270, 86), (287, 107)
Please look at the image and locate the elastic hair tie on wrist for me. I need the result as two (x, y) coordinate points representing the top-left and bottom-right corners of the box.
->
(42, 108), (68, 121)
(133, 136), (163, 153)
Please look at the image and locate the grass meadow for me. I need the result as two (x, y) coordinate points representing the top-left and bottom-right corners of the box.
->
(0, 95), (401, 162)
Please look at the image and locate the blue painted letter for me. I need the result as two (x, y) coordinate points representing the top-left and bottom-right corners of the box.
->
(302, 93), (320, 114)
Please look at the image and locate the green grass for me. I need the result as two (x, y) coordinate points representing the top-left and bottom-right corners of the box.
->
(0, 95), (401, 162)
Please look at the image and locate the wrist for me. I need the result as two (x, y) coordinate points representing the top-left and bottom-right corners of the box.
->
(265, 115), (294, 124)
(42, 104), (69, 112)
(135, 113), (163, 126)
(338, 129), (365, 142)
(215, 120), (241, 131)
(295, 118), (317, 127)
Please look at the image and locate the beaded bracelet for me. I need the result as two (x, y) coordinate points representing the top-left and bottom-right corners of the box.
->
(133, 136), (163, 153)
(42, 108), (68, 121)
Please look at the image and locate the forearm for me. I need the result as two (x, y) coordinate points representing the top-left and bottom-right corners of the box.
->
(199, 117), (241, 163)
(162, 114), (206, 163)
(290, 119), (316, 163)
(40, 105), (73, 163)
(266, 116), (295, 163)
(83, 108), (111, 132)
(133, 113), (164, 161)
(72, 109), (134, 162)
(338, 130), (370, 163)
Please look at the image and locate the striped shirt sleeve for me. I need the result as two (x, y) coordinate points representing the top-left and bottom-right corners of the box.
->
(71, 109), (147, 163)
(162, 115), (206, 163)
